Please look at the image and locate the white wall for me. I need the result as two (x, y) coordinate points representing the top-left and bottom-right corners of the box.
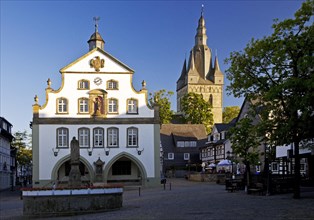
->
(38, 124), (156, 180)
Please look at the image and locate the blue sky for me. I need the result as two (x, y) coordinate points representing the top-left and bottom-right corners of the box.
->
(0, 0), (303, 133)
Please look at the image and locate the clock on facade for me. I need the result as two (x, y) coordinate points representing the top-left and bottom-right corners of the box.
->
(94, 77), (102, 86)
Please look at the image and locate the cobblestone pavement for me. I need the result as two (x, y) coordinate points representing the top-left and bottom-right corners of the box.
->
(1, 179), (314, 220)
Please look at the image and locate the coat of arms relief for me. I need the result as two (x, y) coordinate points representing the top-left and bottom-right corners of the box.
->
(90, 56), (105, 72)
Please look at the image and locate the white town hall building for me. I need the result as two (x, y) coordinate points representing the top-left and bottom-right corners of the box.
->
(32, 22), (161, 188)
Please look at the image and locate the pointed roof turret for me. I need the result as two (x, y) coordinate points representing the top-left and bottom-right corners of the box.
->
(188, 50), (196, 71)
(177, 59), (187, 81)
(88, 17), (105, 51)
(214, 55), (223, 75)
(195, 5), (208, 46)
(176, 59), (187, 91)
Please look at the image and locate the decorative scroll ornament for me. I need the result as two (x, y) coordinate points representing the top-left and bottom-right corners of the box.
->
(90, 56), (104, 72)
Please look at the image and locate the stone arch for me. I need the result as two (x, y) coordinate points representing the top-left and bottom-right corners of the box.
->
(103, 152), (147, 186)
(51, 155), (94, 183)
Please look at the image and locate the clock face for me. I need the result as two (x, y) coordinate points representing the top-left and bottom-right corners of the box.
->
(94, 77), (102, 86)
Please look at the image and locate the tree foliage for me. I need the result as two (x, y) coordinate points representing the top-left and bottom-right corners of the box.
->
(225, 0), (314, 198)
(148, 89), (174, 124)
(181, 92), (213, 133)
(223, 106), (240, 123)
(12, 131), (32, 166)
(229, 117), (260, 187)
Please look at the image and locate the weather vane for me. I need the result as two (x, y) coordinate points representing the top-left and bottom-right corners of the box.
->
(93, 16), (100, 32)
(201, 4), (204, 16)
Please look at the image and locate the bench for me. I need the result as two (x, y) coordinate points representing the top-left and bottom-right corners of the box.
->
(248, 183), (264, 195)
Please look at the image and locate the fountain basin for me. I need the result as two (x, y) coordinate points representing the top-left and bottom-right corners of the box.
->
(22, 187), (123, 217)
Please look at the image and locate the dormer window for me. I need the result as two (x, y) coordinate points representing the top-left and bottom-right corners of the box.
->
(78, 79), (90, 90)
(107, 80), (118, 90)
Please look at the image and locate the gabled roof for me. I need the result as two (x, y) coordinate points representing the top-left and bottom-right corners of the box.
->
(160, 124), (207, 140)
(160, 124), (208, 151)
(60, 47), (134, 74)
(213, 122), (235, 133)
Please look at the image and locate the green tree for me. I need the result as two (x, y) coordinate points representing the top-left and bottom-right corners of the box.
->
(148, 89), (174, 124)
(223, 106), (240, 123)
(229, 117), (260, 189)
(12, 131), (32, 178)
(225, 0), (314, 198)
(181, 92), (213, 133)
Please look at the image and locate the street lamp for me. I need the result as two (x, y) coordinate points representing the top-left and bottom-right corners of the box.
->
(226, 151), (234, 175)
(264, 143), (271, 196)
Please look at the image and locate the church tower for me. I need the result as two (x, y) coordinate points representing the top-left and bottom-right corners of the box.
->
(176, 8), (224, 124)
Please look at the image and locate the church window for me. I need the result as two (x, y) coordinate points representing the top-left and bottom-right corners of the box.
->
(78, 128), (90, 148)
(107, 80), (118, 90)
(209, 94), (213, 106)
(107, 127), (119, 147)
(93, 127), (104, 148)
(57, 98), (68, 113)
(78, 79), (90, 89)
(108, 98), (118, 113)
(56, 127), (69, 148)
(78, 98), (89, 113)
(127, 127), (138, 147)
(127, 98), (138, 114)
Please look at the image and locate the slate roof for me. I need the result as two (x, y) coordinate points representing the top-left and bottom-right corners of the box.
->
(160, 124), (208, 152)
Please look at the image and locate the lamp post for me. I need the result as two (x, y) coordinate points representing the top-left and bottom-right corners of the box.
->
(264, 143), (271, 196)
(226, 151), (234, 175)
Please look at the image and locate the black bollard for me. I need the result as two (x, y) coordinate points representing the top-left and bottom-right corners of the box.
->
(163, 182), (166, 190)
(169, 182), (172, 191)
(139, 187), (141, 197)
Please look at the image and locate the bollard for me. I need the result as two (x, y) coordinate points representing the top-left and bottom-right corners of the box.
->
(169, 182), (172, 191)
(139, 187), (141, 197)
(163, 182), (166, 190)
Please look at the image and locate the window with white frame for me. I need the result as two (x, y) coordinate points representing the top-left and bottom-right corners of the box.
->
(272, 163), (278, 171)
(107, 80), (118, 90)
(57, 127), (69, 148)
(57, 98), (68, 113)
(78, 98), (89, 113)
(78, 128), (90, 148)
(107, 127), (118, 147)
(184, 153), (190, 160)
(108, 98), (118, 113)
(127, 127), (138, 147)
(127, 99), (138, 114)
(78, 80), (89, 89)
(93, 128), (104, 148)
(168, 153), (174, 160)
(300, 163), (306, 171)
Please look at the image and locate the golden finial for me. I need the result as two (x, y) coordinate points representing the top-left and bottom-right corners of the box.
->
(47, 78), (51, 88)
(34, 95), (38, 104)
(141, 80), (146, 89)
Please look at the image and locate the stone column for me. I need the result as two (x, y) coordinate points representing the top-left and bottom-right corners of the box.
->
(69, 137), (81, 188)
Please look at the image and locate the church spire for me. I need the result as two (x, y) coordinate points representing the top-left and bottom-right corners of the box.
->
(88, 17), (105, 51)
(195, 5), (208, 46)
(188, 50), (195, 71)
(214, 53), (221, 72)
